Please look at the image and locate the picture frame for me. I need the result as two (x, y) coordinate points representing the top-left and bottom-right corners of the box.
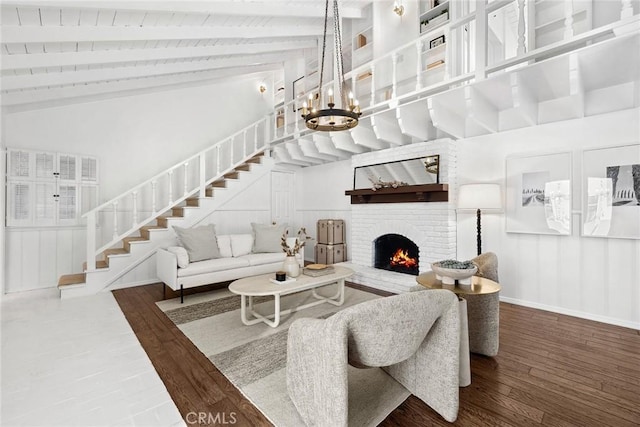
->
(505, 151), (572, 235)
(292, 76), (305, 113)
(429, 35), (446, 49)
(581, 144), (640, 239)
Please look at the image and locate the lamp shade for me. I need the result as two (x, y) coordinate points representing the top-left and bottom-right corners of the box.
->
(457, 184), (502, 210)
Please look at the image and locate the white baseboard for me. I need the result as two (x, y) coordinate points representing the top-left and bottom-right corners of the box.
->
(499, 296), (640, 331)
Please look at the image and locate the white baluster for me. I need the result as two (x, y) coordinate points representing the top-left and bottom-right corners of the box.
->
(199, 153), (206, 198)
(416, 39), (423, 91)
(564, 0), (574, 40)
(370, 64), (376, 107)
(254, 123), (259, 152)
(183, 162), (189, 196)
(151, 180), (157, 213)
(517, 0), (527, 55)
(131, 191), (138, 227)
(621, 0), (633, 19)
(243, 130), (247, 158)
(216, 145), (221, 175)
(444, 27), (451, 80)
(391, 53), (398, 99)
(112, 201), (119, 240)
(168, 170), (174, 203)
(229, 140), (234, 166)
(86, 211), (96, 272)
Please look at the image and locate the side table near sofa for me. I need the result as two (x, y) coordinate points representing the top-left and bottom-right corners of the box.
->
(416, 272), (501, 357)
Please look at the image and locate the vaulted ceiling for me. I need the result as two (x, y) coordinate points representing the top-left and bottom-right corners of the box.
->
(0, 1), (372, 109)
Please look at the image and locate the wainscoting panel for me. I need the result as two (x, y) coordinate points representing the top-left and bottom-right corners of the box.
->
(5, 227), (86, 293)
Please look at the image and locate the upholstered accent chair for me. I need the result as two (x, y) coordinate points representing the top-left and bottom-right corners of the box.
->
(468, 251), (500, 355)
(286, 290), (461, 426)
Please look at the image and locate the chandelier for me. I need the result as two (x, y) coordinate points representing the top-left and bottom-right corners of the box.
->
(301, 0), (361, 131)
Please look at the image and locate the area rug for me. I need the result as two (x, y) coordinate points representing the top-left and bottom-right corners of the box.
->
(156, 284), (410, 427)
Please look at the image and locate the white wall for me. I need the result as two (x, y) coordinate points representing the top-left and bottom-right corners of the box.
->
(457, 108), (640, 329)
(295, 160), (353, 262)
(373, 0), (420, 59)
(3, 77), (273, 202)
(2, 77), (273, 293)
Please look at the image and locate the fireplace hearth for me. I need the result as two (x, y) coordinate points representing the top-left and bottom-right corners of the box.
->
(374, 234), (419, 276)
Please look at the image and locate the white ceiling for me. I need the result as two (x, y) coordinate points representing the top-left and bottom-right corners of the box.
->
(0, 0), (372, 108)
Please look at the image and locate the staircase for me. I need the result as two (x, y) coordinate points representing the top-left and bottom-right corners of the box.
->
(58, 118), (272, 299)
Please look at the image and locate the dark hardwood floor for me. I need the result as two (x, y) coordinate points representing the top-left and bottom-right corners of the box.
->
(113, 283), (640, 427)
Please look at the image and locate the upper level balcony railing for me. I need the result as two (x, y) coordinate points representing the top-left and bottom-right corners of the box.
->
(267, 0), (639, 142)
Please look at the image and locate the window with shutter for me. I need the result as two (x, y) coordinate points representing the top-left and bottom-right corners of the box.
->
(6, 149), (98, 226)
(35, 182), (56, 223)
(58, 155), (76, 181)
(13, 183), (30, 220)
(10, 151), (30, 178)
(36, 152), (55, 179)
(81, 157), (97, 182)
(58, 185), (77, 221)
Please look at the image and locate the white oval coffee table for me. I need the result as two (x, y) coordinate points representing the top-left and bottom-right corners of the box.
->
(229, 266), (354, 328)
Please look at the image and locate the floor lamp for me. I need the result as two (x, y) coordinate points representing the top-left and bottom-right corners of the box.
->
(457, 184), (502, 256)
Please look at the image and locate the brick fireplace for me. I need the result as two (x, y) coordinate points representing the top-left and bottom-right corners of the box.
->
(345, 139), (457, 293)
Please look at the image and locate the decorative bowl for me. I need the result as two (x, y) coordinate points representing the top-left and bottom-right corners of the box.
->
(431, 260), (478, 286)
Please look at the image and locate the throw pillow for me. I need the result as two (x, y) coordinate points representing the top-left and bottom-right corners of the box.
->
(230, 234), (253, 257)
(216, 235), (233, 258)
(251, 223), (286, 253)
(173, 224), (220, 262)
(167, 246), (189, 268)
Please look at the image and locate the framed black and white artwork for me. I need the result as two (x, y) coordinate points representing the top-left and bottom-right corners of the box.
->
(582, 144), (640, 239)
(506, 152), (572, 235)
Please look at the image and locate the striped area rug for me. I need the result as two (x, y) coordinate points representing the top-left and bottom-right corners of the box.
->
(156, 284), (410, 426)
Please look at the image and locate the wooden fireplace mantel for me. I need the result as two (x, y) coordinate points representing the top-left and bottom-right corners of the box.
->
(345, 184), (448, 204)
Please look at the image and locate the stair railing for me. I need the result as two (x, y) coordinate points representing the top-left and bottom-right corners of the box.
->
(83, 117), (269, 272)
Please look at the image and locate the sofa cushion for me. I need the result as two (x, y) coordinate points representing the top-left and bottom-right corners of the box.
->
(252, 223), (286, 253)
(241, 252), (287, 267)
(173, 224), (220, 262)
(230, 234), (253, 257)
(167, 246), (189, 268)
(217, 235), (233, 258)
(177, 257), (249, 277)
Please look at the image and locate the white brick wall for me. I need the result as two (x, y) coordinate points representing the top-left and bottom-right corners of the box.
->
(349, 139), (457, 283)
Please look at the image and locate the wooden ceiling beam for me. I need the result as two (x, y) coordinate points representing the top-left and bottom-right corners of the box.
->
(1, 40), (316, 70)
(1, 24), (324, 44)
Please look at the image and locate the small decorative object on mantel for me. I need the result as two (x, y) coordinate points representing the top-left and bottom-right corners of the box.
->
(369, 176), (408, 191)
(281, 228), (314, 278)
(431, 259), (478, 288)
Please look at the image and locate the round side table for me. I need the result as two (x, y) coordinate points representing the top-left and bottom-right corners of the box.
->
(416, 272), (501, 357)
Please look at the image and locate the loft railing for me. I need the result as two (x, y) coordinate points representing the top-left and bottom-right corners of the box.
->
(267, 0), (638, 141)
(82, 118), (269, 272)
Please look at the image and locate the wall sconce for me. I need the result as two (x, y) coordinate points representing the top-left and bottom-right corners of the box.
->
(258, 83), (267, 94)
(393, 1), (404, 16)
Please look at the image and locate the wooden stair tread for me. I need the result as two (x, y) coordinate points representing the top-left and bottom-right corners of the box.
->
(83, 260), (108, 271)
(235, 163), (251, 171)
(141, 225), (166, 230)
(223, 171), (239, 179)
(104, 248), (128, 256)
(123, 236), (147, 243)
(210, 180), (226, 188)
(58, 273), (86, 287)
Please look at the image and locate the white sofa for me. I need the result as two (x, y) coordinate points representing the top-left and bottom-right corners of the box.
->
(157, 233), (300, 302)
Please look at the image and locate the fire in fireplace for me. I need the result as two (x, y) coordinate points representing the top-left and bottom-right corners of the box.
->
(374, 234), (419, 275)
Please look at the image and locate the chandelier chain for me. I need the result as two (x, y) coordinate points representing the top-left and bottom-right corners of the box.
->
(333, 0), (347, 106)
(317, 0), (330, 108)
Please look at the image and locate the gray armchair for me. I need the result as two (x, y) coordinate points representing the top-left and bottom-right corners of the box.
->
(286, 290), (461, 426)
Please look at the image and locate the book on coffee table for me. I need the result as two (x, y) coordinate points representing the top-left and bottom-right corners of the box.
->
(303, 264), (335, 277)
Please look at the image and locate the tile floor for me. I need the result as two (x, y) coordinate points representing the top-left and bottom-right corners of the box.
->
(1, 288), (185, 426)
